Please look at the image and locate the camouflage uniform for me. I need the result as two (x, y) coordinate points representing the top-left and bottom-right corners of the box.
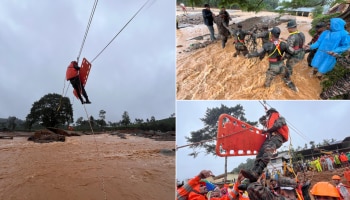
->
(214, 15), (231, 48)
(247, 177), (297, 200)
(233, 26), (249, 57)
(246, 35), (299, 91)
(320, 54), (350, 99)
(285, 31), (305, 75)
(241, 108), (289, 183)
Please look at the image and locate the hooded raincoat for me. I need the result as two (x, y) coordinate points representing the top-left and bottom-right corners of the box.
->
(310, 18), (350, 74)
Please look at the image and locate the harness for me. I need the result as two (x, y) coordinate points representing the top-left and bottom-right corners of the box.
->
(289, 31), (303, 50)
(268, 40), (283, 62)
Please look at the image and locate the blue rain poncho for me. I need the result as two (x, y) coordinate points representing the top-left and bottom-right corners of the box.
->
(310, 18), (350, 74)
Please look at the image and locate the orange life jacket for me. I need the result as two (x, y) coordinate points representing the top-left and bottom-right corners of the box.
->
(267, 112), (289, 142)
(66, 61), (79, 80)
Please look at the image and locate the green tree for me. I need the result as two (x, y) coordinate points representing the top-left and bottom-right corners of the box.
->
(309, 141), (315, 149)
(97, 110), (106, 128)
(76, 117), (84, 126)
(232, 158), (256, 173)
(121, 111), (131, 127)
(7, 116), (17, 131)
(26, 93), (73, 128)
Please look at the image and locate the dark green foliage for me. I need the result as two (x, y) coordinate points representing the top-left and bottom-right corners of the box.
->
(309, 13), (339, 36)
(186, 104), (258, 157)
(321, 64), (350, 99)
(25, 93), (73, 128)
(232, 158), (256, 173)
(177, 0), (275, 11)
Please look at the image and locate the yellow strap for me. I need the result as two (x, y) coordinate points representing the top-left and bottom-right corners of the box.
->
(268, 40), (282, 57)
(289, 31), (300, 35)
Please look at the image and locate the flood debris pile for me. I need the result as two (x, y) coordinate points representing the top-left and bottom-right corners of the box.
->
(28, 129), (66, 143)
(27, 127), (80, 143)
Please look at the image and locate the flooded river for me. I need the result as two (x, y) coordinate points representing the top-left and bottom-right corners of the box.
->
(0, 134), (175, 200)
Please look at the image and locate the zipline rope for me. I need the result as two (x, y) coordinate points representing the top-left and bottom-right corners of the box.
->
(90, 0), (151, 63)
(83, 104), (107, 200)
(77, 0), (99, 64)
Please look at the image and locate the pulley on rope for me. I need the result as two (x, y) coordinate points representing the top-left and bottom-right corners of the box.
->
(216, 114), (267, 157)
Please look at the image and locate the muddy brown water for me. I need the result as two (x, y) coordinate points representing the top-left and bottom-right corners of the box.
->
(0, 134), (175, 200)
(177, 12), (322, 100)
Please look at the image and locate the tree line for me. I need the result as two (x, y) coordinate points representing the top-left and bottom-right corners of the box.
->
(1, 93), (175, 132)
(176, 0), (334, 12)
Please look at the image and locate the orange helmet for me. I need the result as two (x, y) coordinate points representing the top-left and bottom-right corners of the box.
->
(310, 182), (340, 198)
(332, 175), (341, 180)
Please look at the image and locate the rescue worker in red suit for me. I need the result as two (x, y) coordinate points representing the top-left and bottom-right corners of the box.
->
(66, 61), (91, 104)
(241, 108), (289, 184)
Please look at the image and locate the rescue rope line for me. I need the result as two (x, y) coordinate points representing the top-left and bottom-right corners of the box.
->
(56, 78), (71, 112)
(82, 104), (107, 200)
(176, 126), (257, 150)
(77, 0), (99, 64)
(90, 0), (151, 63)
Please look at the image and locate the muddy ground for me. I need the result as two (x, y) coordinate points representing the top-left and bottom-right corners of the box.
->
(176, 9), (321, 100)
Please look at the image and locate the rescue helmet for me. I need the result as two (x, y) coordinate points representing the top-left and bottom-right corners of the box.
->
(310, 182), (340, 198)
(270, 27), (281, 38)
(332, 175), (341, 180)
(267, 108), (278, 114)
(286, 20), (297, 28)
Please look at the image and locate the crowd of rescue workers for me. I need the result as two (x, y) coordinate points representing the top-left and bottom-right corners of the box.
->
(177, 107), (350, 200)
(177, 4), (350, 99)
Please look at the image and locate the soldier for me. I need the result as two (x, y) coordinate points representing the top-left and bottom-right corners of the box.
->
(66, 61), (91, 104)
(253, 24), (270, 46)
(202, 4), (216, 41)
(214, 13), (232, 48)
(240, 108), (289, 185)
(306, 22), (327, 68)
(285, 20), (305, 76)
(245, 27), (299, 91)
(246, 176), (298, 200)
(233, 24), (249, 57)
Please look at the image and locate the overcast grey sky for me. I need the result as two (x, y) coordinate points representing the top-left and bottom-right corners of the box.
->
(0, 0), (175, 123)
(176, 100), (350, 181)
